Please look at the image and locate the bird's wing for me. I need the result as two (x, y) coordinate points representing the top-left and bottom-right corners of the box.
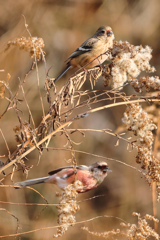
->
(76, 165), (89, 170)
(48, 166), (73, 175)
(48, 165), (88, 175)
(64, 37), (98, 62)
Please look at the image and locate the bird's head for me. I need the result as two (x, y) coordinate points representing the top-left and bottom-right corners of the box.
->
(89, 161), (112, 183)
(96, 26), (114, 41)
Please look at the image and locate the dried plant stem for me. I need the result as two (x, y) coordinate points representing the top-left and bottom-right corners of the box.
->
(0, 62), (35, 120)
(20, 81), (35, 129)
(152, 181), (158, 233)
(0, 120), (73, 174)
(89, 98), (160, 114)
(0, 185), (48, 205)
(0, 215), (125, 239)
(0, 129), (11, 158)
(2, 97), (156, 175)
(152, 113), (160, 233)
(0, 194), (105, 206)
(35, 61), (45, 118)
(60, 92), (157, 121)
(42, 147), (144, 176)
(68, 128), (129, 143)
(0, 208), (19, 234)
(0, 200), (58, 206)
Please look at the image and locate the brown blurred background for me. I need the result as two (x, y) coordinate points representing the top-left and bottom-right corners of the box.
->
(0, 0), (160, 239)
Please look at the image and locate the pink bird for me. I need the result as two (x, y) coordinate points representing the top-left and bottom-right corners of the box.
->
(14, 161), (111, 193)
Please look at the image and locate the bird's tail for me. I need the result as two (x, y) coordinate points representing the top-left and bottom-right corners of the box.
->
(54, 65), (71, 83)
(14, 176), (50, 188)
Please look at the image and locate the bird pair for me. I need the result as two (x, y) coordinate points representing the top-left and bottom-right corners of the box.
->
(14, 26), (114, 193)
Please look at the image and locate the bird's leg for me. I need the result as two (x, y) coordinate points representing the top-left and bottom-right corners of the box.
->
(99, 65), (103, 72)
(83, 68), (89, 75)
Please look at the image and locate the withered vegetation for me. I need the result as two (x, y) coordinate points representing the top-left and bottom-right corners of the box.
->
(0, 25), (160, 239)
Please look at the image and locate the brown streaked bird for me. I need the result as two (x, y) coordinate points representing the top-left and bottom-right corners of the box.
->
(54, 26), (114, 82)
(14, 161), (111, 193)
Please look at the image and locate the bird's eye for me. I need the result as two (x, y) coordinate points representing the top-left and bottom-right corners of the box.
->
(98, 165), (109, 172)
(101, 30), (105, 34)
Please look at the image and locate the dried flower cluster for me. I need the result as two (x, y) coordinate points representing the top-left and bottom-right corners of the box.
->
(122, 103), (156, 149)
(120, 212), (159, 240)
(131, 76), (160, 93)
(122, 103), (155, 166)
(6, 37), (45, 60)
(53, 180), (82, 238)
(103, 41), (155, 89)
(122, 103), (160, 199)
(0, 73), (11, 99)
(144, 98), (160, 124)
(82, 212), (159, 240)
(13, 121), (35, 148)
(82, 226), (123, 239)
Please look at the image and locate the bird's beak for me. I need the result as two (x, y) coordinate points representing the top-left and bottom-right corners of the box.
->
(107, 30), (113, 36)
(103, 166), (112, 173)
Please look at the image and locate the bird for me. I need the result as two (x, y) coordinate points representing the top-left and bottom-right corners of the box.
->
(14, 161), (111, 193)
(54, 26), (114, 83)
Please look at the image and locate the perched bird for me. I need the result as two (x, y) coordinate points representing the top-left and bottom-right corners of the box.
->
(54, 26), (114, 82)
(14, 161), (111, 193)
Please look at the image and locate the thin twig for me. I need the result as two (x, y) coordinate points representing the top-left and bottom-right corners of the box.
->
(0, 214), (126, 238)
(0, 129), (11, 159)
(0, 208), (20, 234)
(42, 147), (145, 176)
(19, 78), (35, 129)
(0, 63), (35, 120)
(22, 14), (45, 118)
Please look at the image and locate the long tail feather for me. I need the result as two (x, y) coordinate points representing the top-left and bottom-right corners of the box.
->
(14, 176), (50, 188)
(54, 65), (71, 83)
